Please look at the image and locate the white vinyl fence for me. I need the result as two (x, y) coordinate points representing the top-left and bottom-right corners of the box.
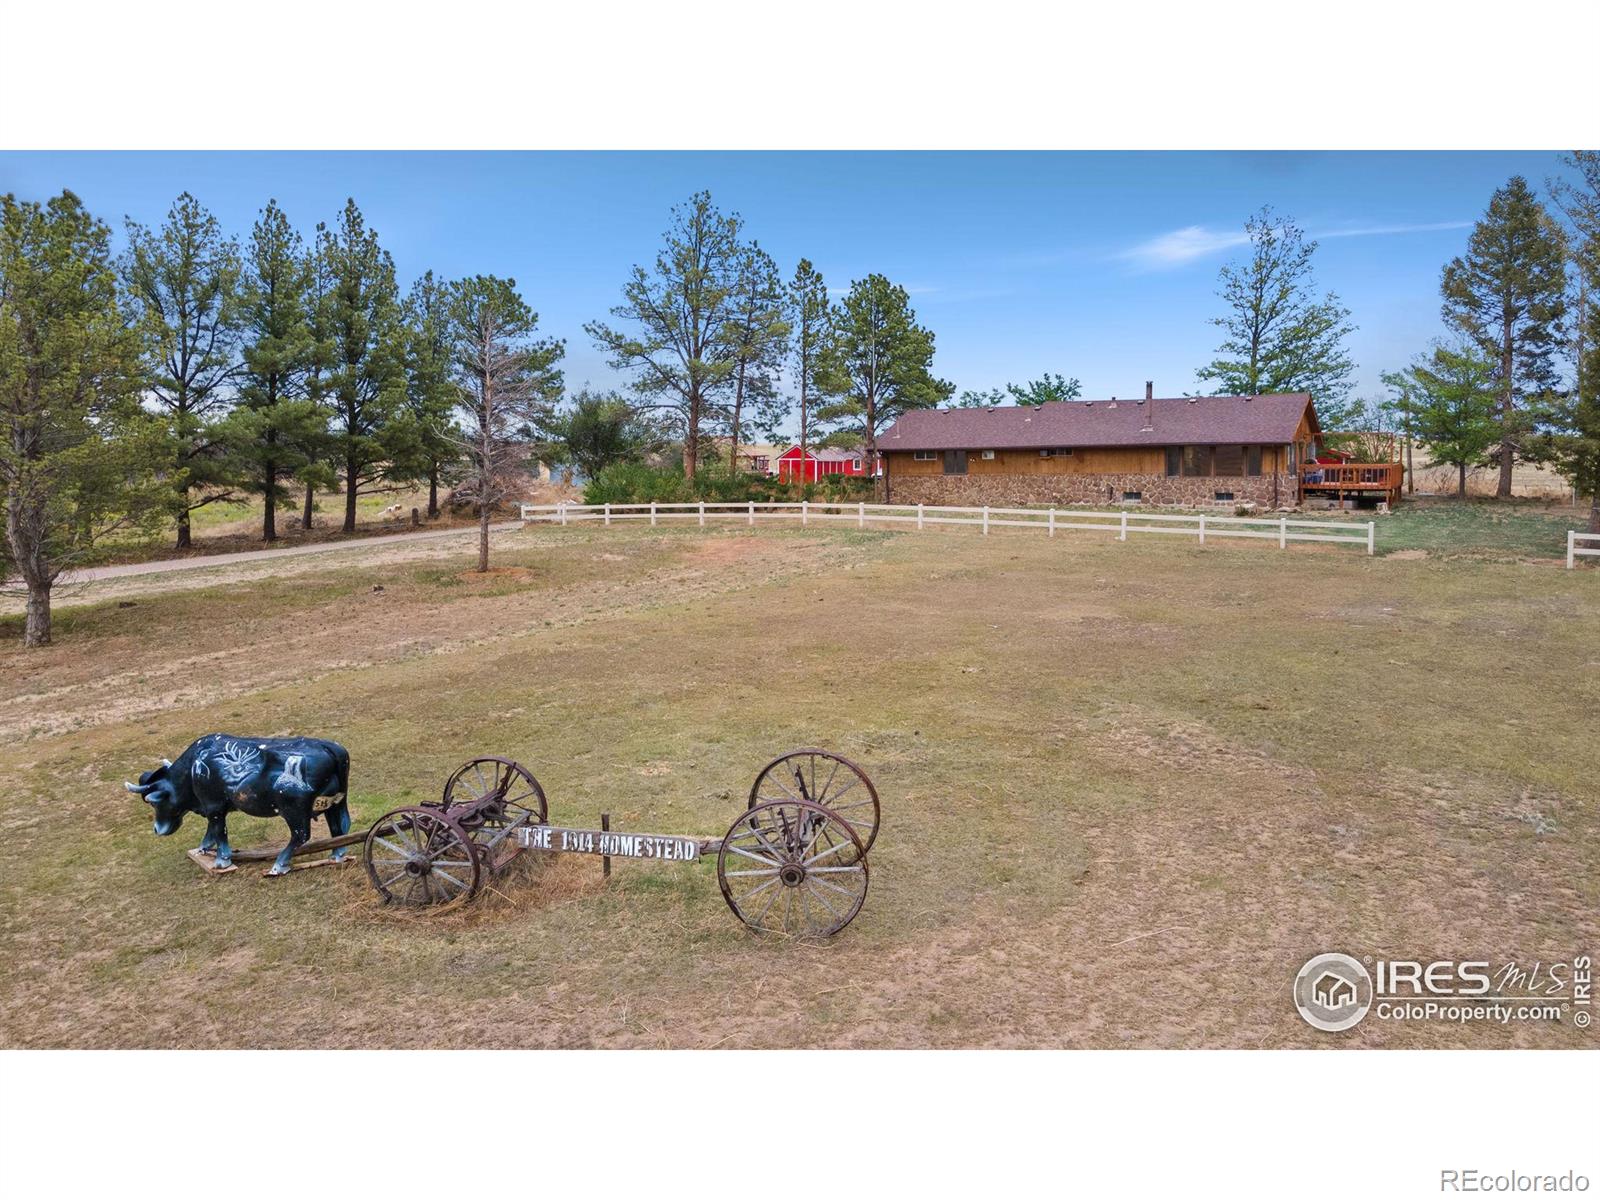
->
(1569, 531), (1600, 569)
(520, 500), (1376, 554)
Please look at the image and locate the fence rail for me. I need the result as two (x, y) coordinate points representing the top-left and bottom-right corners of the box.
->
(1569, 530), (1600, 569)
(520, 500), (1376, 554)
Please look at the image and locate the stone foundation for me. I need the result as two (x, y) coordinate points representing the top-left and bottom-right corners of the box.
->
(881, 472), (1296, 509)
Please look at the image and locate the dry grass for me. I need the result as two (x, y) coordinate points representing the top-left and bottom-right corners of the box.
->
(1, 521), (1595, 1048)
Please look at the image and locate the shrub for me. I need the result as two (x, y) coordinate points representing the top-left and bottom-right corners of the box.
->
(583, 462), (694, 505)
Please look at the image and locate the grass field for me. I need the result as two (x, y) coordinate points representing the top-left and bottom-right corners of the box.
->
(1, 520), (1595, 1048)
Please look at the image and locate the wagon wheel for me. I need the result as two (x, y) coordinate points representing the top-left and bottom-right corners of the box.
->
(440, 756), (547, 828)
(364, 807), (482, 907)
(749, 749), (879, 858)
(718, 800), (868, 938)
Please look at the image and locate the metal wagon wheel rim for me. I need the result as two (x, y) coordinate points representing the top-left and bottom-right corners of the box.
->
(441, 756), (547, 826)
(363, 807), (482, 907)
(748, 749), (879, 857)
(718, 800), (868, 938)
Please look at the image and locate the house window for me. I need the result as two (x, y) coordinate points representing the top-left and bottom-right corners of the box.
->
(1246, 446), (1262, 477)
(1214, 445), (1244, 476)
(1182, 446), (1213, 477)
(1214, 491), (1235, 502)
(1165, 447), (1182, 477)
(1122, 491), (1143, 503)
(913, 450), (936, 461)
(1040, 447), (1073, 457)
(943, 450), (968, 475)
(980, 450), (996, 460)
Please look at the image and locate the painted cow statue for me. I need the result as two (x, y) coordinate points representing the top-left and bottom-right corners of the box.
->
(125, 734), (351, 875)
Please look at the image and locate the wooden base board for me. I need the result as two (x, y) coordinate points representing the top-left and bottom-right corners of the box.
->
(188, 848), (356, 877)
(187, 848), (238, 875)
(264, 856), (356, 877)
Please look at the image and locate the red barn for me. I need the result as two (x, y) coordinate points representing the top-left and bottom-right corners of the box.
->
(775, 445), (869, 482)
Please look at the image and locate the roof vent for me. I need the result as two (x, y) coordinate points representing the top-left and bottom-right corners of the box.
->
(1187, 397), (1197, 404)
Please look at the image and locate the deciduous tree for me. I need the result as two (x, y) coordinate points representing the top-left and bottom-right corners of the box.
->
(447, 276), (564, 571)
(1381, 343), (1500, 498)
(816, 275), (952, 467)
(2, 192), (166, 646)
(1440, 176), (1567, 499)
(585, 192), (742, 480)
(120, 192), (244, 548)
(1197, 207), (1357, 423)
(541, 388), (661, 482)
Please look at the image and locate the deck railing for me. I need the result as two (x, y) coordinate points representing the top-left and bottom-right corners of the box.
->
(519, 500), (1376, 554)
(1301, 463), (1404, 491)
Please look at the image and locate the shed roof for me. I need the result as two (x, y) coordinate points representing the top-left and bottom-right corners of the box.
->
(779, 445), (865, 461)
(878, 394), (1315, 451)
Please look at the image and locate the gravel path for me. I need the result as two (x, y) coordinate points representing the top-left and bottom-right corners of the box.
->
(62, 521), (523, 582)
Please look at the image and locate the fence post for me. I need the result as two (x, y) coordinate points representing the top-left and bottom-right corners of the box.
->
(1048, 508), (1056, 537)
(1120, 510), (1128, 542)
(858, 501), (865, 529)
(1279, 516), (1287, 549)
(698, 500), (705, 527)
(1569, 530), (1576, 569)
(982, 506), (990, 535)
(1367, 521), (1375, 556)
(650, 501), (657, 527)
(917, 503), (924, 530)
(1198, 514), (1206, 545)
(560, 502), (568, 528)
(604, 502), (611, 527)
(802, 500), (808, 526)
(748, 500), (754, 526)
(600, 812), (611, 879)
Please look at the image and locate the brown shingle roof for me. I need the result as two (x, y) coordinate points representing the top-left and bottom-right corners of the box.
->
(878, 393), (1314, 451)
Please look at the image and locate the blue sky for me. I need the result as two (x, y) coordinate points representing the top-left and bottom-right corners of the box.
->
(0, 151), (1575, 433)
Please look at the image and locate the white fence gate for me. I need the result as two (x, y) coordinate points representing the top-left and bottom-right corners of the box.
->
(519, 500), (1376, 554)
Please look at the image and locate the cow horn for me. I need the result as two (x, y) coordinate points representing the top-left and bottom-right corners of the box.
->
(125, 780), (152, 796)
(161, 759), (172, 768)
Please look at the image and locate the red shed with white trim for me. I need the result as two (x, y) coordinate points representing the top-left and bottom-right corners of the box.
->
(776, 445), (868, 483)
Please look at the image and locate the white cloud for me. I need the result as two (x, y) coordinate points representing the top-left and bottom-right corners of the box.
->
(1118, 225), (1251, 270)
(1118, 219), (1472, 272)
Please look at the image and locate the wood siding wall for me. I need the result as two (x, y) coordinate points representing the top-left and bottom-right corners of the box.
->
(886, 446), (1289, 478)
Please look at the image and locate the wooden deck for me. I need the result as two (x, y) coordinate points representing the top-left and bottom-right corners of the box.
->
(1301, 463), (1403, 505)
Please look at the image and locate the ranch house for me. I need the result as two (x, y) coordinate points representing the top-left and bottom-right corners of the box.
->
(876, 386), (1396, 509)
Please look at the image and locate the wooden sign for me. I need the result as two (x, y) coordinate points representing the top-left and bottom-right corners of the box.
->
(516, 825), (700, 862)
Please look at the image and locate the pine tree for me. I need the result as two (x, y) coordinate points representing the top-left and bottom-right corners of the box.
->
(313, 199), (410, 532)
(723, 243), (790, 473)
(787, 258), (832, 465)
(1531, 153), (1600, 532)
(1381, 343), (1500, 498)
(585, 192), (742, 480)
(402, 270), (461, 518)
(120, 192), (244, 549)
(446, 276), (564, 571)
(1196, 207), (1358, 423)
(816, 275), (953, 469)
(1440, 176), (1567, 499)
(1, 191), (167, 646)
(229, 200), (324, 541)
